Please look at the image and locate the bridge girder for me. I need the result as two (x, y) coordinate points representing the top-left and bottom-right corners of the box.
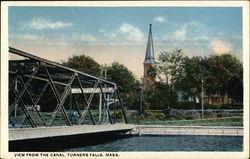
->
(9, 47), (128, 128)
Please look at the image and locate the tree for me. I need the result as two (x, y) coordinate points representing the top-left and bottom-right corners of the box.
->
(144, 82), (178, 110)
(175, 56), (209, 104)
(158, 49), (187, 85)
(63, 54), (101, 76)
(107, 62), (140, 109)
(157, 49), (243, 108)
(206, 54), (243, 105)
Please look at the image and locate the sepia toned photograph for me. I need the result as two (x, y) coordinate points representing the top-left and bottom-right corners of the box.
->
(1, 1), (249, 159)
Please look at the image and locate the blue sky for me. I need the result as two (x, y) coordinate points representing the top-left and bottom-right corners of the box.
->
(9, 7), (242, 78)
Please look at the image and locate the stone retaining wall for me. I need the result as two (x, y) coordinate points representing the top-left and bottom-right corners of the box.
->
(131, 125), (243, 136)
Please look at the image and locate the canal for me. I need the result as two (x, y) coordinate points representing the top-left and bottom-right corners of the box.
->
(10, 134), (242, 152)
(65, 135), (243, 152)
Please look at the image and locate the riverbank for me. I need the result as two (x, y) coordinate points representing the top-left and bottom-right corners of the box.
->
(131, 125), (243, 136)
(127, 110), (243, 126)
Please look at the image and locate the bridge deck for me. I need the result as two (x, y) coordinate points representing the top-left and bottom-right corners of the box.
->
(9, 124), (135, 141)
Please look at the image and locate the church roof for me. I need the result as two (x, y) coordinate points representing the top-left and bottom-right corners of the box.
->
(144, 24), (155, 63)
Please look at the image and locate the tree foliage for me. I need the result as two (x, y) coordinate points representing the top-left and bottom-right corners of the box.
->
(158, 49), (187, 84)
(144, 82), (178, 110)
(156, 49), (243, 108)
(63, 54), (101, 76)
(206, 54), (243, 104)
(107, 62), (140, 109)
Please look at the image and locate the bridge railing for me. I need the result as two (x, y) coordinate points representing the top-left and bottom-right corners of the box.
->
(9, 47), (128, 128)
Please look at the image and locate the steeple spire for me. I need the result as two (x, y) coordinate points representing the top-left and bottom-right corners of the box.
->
(144, 24), (155, 63)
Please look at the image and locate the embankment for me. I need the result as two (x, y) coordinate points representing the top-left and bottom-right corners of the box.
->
(131, 125), (243, 136)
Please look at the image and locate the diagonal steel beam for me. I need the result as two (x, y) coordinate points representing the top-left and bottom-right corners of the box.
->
(113, 91), (117, 124)
(76, 74), (97, 125)
(99, 82), (113, 124)
(18, 76), (47, 126)
(115, 89), (128, 124)
(9, 63), (40, 114)
(16, 81), (49, 127)
(72, 95), (83, 119)
(44, 64), (73, 126)
(12, 72), (68, 86)
(9, 81), (37, 127)
(33, 82), (49, 106)
(9, 47), (116, 86)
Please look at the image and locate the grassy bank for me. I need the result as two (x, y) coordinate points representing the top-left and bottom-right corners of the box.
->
(127, 110), (243, 126)
(130, 117), (243, 126)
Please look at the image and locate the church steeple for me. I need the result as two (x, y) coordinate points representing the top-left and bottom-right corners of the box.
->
(143, 24), (157, 90)
(144, 24), (155, 63)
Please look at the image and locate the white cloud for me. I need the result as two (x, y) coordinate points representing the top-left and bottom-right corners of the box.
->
(173, 29), (186, 41)
(209, 40), (232, 54)
(154, 16), (165, 23)
(164, 21), (210, 41)
(98, 29), (105, 33)
(116, 23), (145, 43)
(24, 17), (72, 30)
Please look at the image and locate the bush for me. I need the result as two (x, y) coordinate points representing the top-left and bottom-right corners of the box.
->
(165, 108), (202, 120)
(186, 111), (201, 119)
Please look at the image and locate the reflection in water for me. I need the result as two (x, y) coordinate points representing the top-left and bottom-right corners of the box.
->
(66, 135), (242, 152)
(10, 134), (243, 152)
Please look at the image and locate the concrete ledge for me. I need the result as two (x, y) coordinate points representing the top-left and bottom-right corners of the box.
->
(133, 125), (243, 136)
(9, 124), (135, 141)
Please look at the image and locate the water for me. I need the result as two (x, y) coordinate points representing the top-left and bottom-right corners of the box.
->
(10, 134), (242, 152)
(65, 135), (243, 152)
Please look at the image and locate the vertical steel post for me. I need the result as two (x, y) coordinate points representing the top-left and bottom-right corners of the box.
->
(201, 79), (204, 119)
(99, 82), (113, 124)
(113, 90), (116, 124)
(99, 93), (102, 122)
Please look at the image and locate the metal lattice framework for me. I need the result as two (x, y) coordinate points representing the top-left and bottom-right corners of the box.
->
(9, 47), (128, 128)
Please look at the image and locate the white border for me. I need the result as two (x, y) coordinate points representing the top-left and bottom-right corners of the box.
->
(1, 1), (249, 159)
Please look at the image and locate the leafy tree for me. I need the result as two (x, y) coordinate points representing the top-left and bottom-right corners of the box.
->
(175, 56), (209, 104)
(158, 49), (187, 85)
(107, 62), (139, 93)
(144, 82), (178, 110)
(157, 49), (243, 108)
(107, 62), (140, 109)
(206, 54), (243, 105)
(63, 54), (101, 76)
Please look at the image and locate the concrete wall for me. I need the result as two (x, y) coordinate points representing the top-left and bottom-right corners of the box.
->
(132, 125), (243, 136)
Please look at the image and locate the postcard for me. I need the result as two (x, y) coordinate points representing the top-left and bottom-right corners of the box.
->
(1, 1), (249, 159)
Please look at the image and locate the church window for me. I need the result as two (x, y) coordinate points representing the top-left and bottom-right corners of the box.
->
(146, 80), (150, 89)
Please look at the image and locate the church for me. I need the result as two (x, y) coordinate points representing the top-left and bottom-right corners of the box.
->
(141, 24), (232, 107)
(143, 24), (157, 90)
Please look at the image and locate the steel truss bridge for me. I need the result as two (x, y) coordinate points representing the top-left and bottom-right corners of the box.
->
(8, 47), (133, 141)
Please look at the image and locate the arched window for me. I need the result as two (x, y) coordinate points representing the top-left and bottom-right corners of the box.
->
(146, 80), (150, 89)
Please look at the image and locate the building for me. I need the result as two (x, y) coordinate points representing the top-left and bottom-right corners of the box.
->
(203, 94), (232, 106)
(143, 24), (157, 90)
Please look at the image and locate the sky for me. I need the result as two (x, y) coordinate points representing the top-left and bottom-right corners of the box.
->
(9, 7), (243, 78)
